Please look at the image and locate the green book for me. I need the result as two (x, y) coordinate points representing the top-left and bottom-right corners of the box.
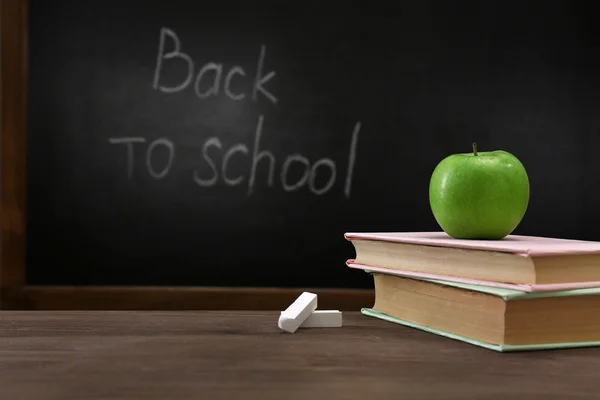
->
(363, 273), (600, 352)
(392, 275), (600, 300)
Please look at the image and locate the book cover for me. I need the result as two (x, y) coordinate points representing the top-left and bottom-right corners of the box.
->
(344, 231), (600, 257)
(362, 308), (600, 352)
(361, 265), (600, 300)
(347, 261), (600, 293)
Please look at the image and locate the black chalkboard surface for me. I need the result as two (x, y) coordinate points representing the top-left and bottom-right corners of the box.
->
(25, 1), (600, 289)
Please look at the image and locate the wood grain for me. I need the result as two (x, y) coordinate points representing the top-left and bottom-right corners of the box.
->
(0, 0), (28, 290)
(1, 311), (600, 399)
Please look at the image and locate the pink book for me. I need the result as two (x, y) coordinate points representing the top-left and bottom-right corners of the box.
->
(346, 260), (600, 292)
(344, 231), (600, 290)
(344, 231), (600, 257)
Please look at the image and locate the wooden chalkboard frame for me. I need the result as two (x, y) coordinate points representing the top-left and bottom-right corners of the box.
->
(0, 0), (372, 310)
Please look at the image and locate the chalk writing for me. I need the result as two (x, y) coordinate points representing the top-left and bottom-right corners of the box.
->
(111, 26), (362, 198)
(281, 155), (309, 192)
(108, 137), (146, 179)
(108, 116), (360, 197)
(194, 137), (221, 187)
(146, 138), (175, 179)
(153, 27), (277, 104)
(310, 158), (336, 196)
(223, 144), (248, 185)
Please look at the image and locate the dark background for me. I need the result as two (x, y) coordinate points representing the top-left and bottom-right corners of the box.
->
(26, 1), (600, 288)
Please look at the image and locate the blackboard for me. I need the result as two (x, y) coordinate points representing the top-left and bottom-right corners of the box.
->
(23, 1), (600, 290)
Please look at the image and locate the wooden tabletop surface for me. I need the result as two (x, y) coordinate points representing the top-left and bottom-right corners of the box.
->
(1, 311), (599, 399)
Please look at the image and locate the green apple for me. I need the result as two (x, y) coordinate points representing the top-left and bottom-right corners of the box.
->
(429, 143), (530, 240)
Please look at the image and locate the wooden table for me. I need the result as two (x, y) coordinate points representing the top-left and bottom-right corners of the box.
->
(1, 311), (599, 399)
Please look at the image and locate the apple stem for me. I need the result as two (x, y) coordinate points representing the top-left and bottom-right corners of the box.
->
(472, 142), (478, 156)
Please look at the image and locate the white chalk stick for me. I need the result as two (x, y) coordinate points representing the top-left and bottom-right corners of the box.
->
(281, 310), (343, 328)
(278, 292), (318, 333)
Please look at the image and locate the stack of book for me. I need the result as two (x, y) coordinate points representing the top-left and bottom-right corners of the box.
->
(345, 231), (600, 352)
